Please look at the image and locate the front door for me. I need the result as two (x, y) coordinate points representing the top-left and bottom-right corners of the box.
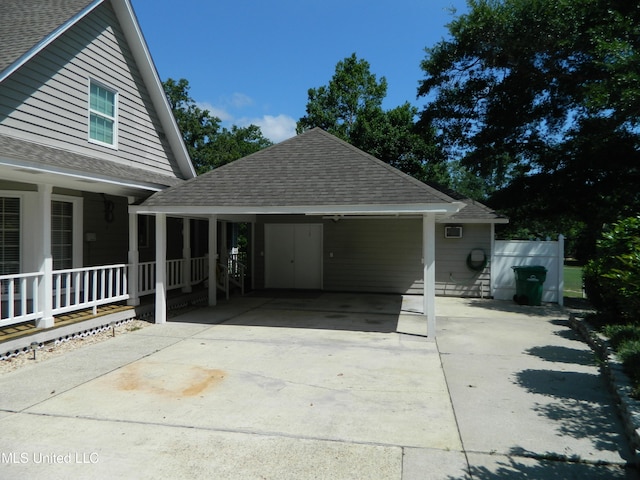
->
(265, 224), (322, 289)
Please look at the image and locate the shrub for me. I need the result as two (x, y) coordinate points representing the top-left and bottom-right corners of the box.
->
(583, 217), (640, 323)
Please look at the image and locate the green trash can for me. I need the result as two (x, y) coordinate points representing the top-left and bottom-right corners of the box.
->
(512, 266), (547, 306)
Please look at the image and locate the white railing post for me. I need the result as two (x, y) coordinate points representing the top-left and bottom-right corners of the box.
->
(182, 218), (192, 293)
(423, 213), (436, 339)
(208, 215), (218, 306)
(37, 184), (54, 328)
(155, 213), (167, 324)
(127, 206), (140, 306)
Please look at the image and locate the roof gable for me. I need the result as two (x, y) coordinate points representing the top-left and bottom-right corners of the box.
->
(140, 128), (465, 215)
(0, 0), (97, 77)
(0, 0), (195, 184)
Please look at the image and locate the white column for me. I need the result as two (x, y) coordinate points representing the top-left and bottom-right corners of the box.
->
(208, 215), (218, 306)
(36, 184), (54, 328)
(182, 218), (192, 293)
(127, 206), (140, 306)
(155, 213), (167, 324)
(423, 213), (436, 338)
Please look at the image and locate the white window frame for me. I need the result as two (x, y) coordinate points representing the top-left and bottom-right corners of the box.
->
(88, 79), (118, 149)
(0, 193), (23, 275)
(52, 195), (83, 270)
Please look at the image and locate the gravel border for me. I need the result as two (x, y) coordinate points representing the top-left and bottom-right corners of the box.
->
(0, 319), (151, 374)
(569, 312), (640, 459)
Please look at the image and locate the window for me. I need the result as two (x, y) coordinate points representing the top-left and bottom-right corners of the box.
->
(0, 197), (20, 275)
(89, 81), (117, 147)
(52, 200), (73, 270)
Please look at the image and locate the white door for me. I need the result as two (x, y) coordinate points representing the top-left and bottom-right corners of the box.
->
(265, 224), (322, 289)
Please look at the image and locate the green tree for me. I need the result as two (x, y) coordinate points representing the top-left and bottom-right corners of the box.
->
(297, 54), (450, 185)
(163, 78), (272, 174)
(418, 0), (640, 257)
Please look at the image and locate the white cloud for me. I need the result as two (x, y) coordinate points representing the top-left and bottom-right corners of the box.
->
(246, 114), (297, 143)
(229, 92), (253, 108)
(196, 101), (234, 122)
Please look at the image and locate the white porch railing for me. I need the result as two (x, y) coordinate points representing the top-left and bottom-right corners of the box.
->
(1, 265), (129, 329)
(52, 264), (129, 316)
(138, 256), (209, 297)
(0, 272), (43, 327)
(0, 256), (235, 330)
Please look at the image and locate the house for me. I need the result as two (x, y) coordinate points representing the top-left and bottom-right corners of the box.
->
(0, 0), (507, 346)
(0, 0), (196, 343)
(132, 127), (508, 335)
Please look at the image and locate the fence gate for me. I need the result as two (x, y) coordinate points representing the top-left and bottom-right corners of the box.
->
(491, 235), (564, 305)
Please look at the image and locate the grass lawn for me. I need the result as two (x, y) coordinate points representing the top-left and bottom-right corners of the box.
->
(564, 265), (584, 298)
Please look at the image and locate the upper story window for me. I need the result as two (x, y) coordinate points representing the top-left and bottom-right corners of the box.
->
(89, 81), (118, 148)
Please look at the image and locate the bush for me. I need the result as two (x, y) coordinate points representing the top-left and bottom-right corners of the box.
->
(583, 216), (640, 323)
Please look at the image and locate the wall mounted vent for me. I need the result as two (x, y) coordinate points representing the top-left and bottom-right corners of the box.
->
(445, 226), (463, 239)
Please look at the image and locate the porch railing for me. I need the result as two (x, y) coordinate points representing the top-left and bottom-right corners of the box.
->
(0, 272), (43, 327)
(0, 256), (233, 330)
(138, 256), (208, 296)
(52, 264), (129, 316)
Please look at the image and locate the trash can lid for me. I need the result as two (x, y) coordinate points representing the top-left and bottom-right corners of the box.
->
(512, 265), (548, 272)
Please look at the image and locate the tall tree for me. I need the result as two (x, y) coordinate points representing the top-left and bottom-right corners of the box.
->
(163, 78), (272, 174)
(297, 54), (448, 185)
(418, 0), (640, 257)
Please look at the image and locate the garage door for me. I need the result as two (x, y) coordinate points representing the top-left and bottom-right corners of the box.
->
(265, 224), (322, 289)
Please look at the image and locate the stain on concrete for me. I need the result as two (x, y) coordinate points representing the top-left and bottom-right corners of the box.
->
(115, 362), (225, 398)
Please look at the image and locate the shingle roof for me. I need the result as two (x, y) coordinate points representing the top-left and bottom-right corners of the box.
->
(141, 128), (460, 210)
(0, 134), (184, 188)
(425, 182), (509, 223)
(0, 0), (96, 75)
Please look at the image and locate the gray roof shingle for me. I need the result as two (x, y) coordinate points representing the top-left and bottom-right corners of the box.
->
(425, 182), (508, 222)
(0, 0), (96, 75)
(0, 133), (184, 188)
(142, 128), (461, 209)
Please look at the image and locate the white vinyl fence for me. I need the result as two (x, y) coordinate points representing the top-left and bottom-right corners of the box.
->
(491, 235), (564, 305)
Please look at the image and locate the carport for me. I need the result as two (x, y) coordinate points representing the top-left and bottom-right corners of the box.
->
(130, 128), (465, 337)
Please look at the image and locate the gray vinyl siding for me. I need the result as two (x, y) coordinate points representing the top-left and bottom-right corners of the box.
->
(0, 2), (182, 179)
(434, 223), (492, 297)
(254, 216), (493, 297)
(324, 218), (423, 294)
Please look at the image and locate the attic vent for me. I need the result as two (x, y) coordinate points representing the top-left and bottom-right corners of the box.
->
(445, 226), (463, 239)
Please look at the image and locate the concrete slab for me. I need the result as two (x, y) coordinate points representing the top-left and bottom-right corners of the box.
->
(0, 414), (403, 480)
(402, 447), (470, 480)
(0, 333), (183, 412)
(437, 310), (635, 467)
(1, 293), (638, 479)
(26, 324), (460, 450)
(466, 451), (637, 479)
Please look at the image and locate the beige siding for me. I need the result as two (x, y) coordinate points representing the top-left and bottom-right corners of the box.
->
(434, 223), (491, 297)
(0, 2), (182, 179)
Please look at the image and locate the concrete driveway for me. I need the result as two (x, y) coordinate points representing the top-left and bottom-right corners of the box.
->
(0, 293), (637, 479)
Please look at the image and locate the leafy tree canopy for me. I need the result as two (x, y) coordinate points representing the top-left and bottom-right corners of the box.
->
(419, 0), (640, 258)
(163, 78), (272, 174)
(297, 54), (451, 185)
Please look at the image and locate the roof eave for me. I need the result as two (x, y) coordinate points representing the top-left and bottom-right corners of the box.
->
(130, 202), (466, 216)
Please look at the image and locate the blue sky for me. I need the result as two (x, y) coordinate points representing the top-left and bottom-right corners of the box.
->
(133, 1), (469, 143)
